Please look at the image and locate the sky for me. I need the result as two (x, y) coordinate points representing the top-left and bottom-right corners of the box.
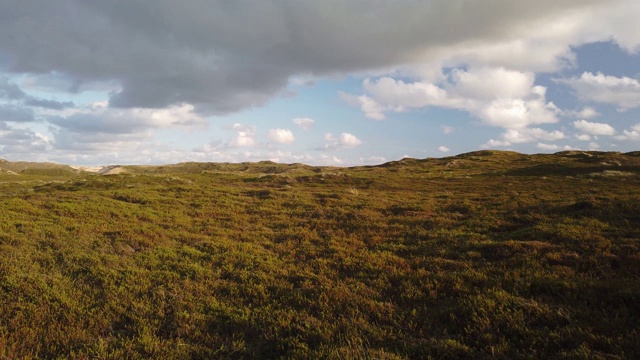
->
(1, 1), (640, 166)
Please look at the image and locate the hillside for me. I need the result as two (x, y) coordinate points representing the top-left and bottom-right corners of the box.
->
(0, 151), (639, 358)
(0, 158), (81, 176)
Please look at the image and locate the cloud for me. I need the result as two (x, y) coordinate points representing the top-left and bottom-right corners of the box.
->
(1, 1), (640, 164)
(573, 120), (616, 135)
(565, 107), (600, 119)
(0, 104), (37, 123)
(558, 72), (640, 111)
(359, 156), (386, 164)
(324, 132), (362, 150)
(441, 126), (455, 134)
(227, 123), (256, 148)
(318, 154), (344, 166)
(0, 122), (51, 156)
(4, 0), (636, 116)
(537, 143), (560, 151)
(292, 117), (315, 129)
(49, 103), (205, 135)
(483, 128), (564, 148)
(268, 128), (295, 144)
(1, 76), (75, 112)
(438, 146), (450, 153)
(339, 92), (390, 120)
(615, 123), (640, 141)
(338, 133), (362, 147)
(0, 77), (27, 100)
(40, 102), (207, 154)
(347, 67), (560, 129)
(575, 134), (591, 141)
(24, 98), (74, 110)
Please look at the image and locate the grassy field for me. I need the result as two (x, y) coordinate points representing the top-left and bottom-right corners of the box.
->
(1, 150), (639, 359)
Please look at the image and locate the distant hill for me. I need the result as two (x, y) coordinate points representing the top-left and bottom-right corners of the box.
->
(1, 150), (639, 178)
(0, 158), (81, 176)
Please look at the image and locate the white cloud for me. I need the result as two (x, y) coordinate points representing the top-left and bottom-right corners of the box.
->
(227, 123), (256, 147)
(589, 142), (601, 149)
(339, 133), (362, 147)
(359, 156), (386, 164)
(575, 134), (591, 141)
(350, 67), (560, 129)
(483, 128), (565, 148)
(480, 96), (559, 129)
(503, 128), (565, 143)
(482, 139), (512, 148)
(441, 125), (455, 134)
(49, 103), (206, 135)
(565, 107), (600, 119)
(559, 72), (640, 111)
(537, 143), (560, 151)
(339, 92), (389, 120)
(318, 154), (344, 166)
(267, 128), (295, 144)
(323, 132), (362, 149)
(573, 119), (616, 135)
(438, 146), (450, 153)
(448, 67), (534, 100)
(615, 123), (640, 141)
(292, 117), (315, 129)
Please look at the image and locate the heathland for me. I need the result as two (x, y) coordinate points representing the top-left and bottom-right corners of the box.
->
(0, 150), (639, 359)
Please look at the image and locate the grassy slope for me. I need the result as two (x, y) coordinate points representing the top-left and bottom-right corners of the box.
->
(0, 151), (639, 359)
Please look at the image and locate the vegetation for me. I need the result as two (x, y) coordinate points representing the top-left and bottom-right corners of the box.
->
(1, 150), (639, 359)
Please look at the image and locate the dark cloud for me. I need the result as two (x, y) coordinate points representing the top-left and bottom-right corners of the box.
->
(0, 104), (36, 122)
(1, 76), (74, 110)
(24, 98), (74, 110)
(0, 0), (602, 114)
(0, 77), (26, 100)
(49, 110), (156, 135)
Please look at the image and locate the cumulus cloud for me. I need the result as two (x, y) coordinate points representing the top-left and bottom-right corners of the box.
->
(438, 146), (450, 153)
(292, 117), (315, 129)
(565, 107), (600, 119)
(537, 143), (560, 151)
(483, 128), (564, 148)
(339, 92), (390, 120)
(558, 72), (640, 111)
(227, 123), (256, 148)
(615, 123), (640, 141)
(268, 128), (295, 144)
(0, 101), (199, 158)
(346, 67), (560, 129)
(573, 120), (616, 135)
(324, 132), (362, 150)
(49, 103), (205, 135)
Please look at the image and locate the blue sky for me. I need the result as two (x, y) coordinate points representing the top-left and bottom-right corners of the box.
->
(1, 1), (639, 166)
